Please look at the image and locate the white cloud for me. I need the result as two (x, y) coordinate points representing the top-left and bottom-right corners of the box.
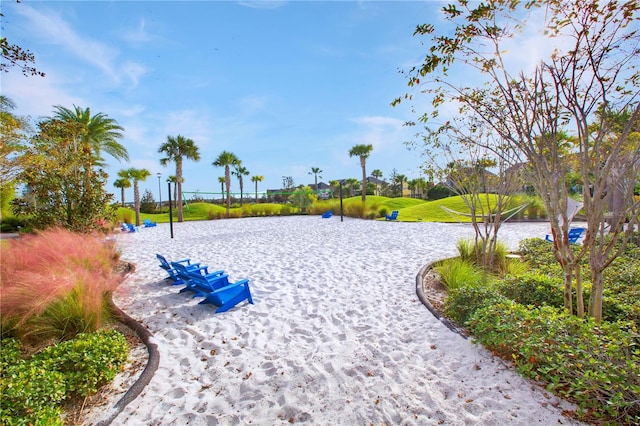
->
(120, 18), (155, 45)
(1, 71), (82, 119)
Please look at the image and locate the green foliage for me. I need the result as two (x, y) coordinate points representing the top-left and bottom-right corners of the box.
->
(0, 330), (128, 425)
(139, 189), (157, 214)
(496, 273), (564, 308)
(0, 216), (28, 233)
(288, 186), (317, 212)
(443, 286), (506, 326)
(427, 183), (455, 200)
(467, 303), (640, 423)
(11, 119), (115, 232)
(436, 257), (493, 291)
(440, 235), (640, 424)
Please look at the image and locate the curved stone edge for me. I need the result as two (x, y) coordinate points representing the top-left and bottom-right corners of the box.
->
(95, 290), (160, 425)
(415, 260), (468, 338)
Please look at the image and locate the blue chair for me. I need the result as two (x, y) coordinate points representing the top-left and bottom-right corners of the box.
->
(188, 273), (254, 313)
(545, 227), (585, 244)
(121, 223), (138, 232)
(156, 254), (200, 285)
(143, 219), (157, 227)
(321, 211), (332, 218)
(385, 210), (399, 221)
(171, 261), (224, 296)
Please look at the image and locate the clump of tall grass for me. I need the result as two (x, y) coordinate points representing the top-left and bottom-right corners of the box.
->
(0, 228), (122, 344)
(456, 238), (509, 274)
(436, 258), (494, 290)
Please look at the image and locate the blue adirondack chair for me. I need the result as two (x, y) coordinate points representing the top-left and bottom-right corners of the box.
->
(189, 273), (254, 313)
(322, 211), (332, 218)
(121, 223), (138, 232)
(385, 210), (399, 221)
(172, 261), (224, 296)
(545, 227), (586, 244)
(156, 254), (200, 285)
(143, 219), (157, 227)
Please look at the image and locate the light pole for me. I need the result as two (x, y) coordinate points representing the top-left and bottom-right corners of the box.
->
(157, 173), (162, 210)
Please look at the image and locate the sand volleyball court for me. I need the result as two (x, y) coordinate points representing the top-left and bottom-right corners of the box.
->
(101, 216), (581, 425)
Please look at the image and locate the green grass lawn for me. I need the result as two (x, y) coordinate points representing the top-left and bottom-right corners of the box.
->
(116, 194), (512, 224)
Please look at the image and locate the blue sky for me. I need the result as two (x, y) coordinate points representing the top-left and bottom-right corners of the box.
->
(3, 0), (447, 201)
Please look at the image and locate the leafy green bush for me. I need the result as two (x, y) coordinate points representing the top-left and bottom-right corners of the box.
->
(0, 330), (128, 425)
(496, 273), (564, 308)
(0, 216), (29, 233)
(443, 286), (506, 326)
(467, 303), (640, 424)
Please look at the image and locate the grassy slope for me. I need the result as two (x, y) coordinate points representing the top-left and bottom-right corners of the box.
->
(115, 195), (502, 223)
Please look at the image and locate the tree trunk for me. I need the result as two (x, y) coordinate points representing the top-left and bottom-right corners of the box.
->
(176, 159), (184, 222)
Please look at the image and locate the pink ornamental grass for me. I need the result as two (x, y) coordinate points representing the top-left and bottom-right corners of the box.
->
(0, 228), (122, 342)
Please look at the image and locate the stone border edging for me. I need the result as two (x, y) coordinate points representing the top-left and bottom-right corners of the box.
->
(415, 260), (468, 338)
(95, 293), (160, 425)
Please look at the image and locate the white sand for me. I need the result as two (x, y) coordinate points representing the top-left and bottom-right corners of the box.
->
(102, 216), (582, 425)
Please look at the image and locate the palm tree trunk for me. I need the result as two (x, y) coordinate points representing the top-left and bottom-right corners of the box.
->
(176, 159), (184, 222)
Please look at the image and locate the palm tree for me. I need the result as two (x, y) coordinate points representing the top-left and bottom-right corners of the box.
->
(167, 175), (179, 207)
(371, 169), (383, 195)
(251, 175), (264, 203)
(213, 151), (239, 217)
(217, 177), (225, 202)
(345, 178), (360, 196)
(124, 168), (151, 226)
(232, 162), (250, 205)
(158, 135), (201, 222)
(113, 169), (131, 207)
(309, 167), (323, 192)
(348, 144), (373, 203)
(328, 179), (340, 198)
(52, 105), (128, 165)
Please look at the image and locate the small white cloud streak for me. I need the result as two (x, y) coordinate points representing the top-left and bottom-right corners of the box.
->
(16, 5), (119, 80)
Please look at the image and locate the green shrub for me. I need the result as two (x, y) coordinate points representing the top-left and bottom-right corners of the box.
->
(33, 330), (128, 397)
(280, 205), (292, 215)
(0, 216), (29, 233)
(496, 273), (564, 308)
(443, 286), (506, 326)
(0, 330), (128, 425)
(467, 303), (640, 423)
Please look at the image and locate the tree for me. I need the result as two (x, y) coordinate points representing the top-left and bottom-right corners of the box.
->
(251, 175), (264, 203)
(232, 162), (250, 206)
(140, 189), (156, 214)
(113, 174), (131, 207)
(13, 118), (114, 232)
(282, 176), (295, 191)
(167, 175), (179, 208)
(213, 151), (239, 217)
(217, 176), (225, 202)
(395, 0), (640, 322)
(52, 105), (128, 165)
(348, 144), (373, 205)
(395, 174), (407, 198)
(344, 178), (360, 196)
(159, 135), (200, 222)
(0, 35), (45, 77)
(0, 96), (29, 223)
(289, 186), (317, 212)
(309, 167), (323, 192)
(123, 168), (151, 226)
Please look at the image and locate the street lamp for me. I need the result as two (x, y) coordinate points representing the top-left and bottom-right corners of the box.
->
(157, 173), (162, 210)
